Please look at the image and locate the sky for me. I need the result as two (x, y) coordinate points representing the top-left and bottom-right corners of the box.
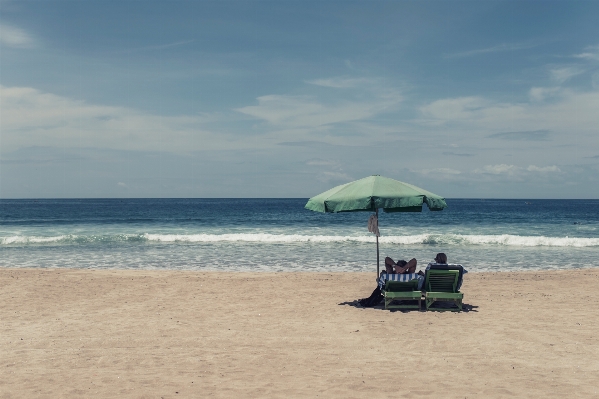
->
(1, 1), (598, 199)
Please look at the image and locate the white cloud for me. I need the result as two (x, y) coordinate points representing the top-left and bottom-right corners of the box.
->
(419, 96), (496, 121)
(305, 77), (373, 89)
(488, 130), (550, 141)
(306, 158), (339, 167)
(418, 89), (599, 138)
(526, 165), (561, 173)
(420, 44), (599, 138)
(236, 76), (402, 134)
(236, 82), (402, 131)
(0, 85), (221, 153)
(446, 42), (538, 58)
(573, 45), (599, 62)
(475, 164), (521, 175)
(1, 82), (402, 157)
(124, 39), (195, 53)
(418, 168), (461, 176)
(0, 24), (36, 48)
(474, 164), (561, 177)
(550, 66), (587, 83)
(529, 87), (561, 102)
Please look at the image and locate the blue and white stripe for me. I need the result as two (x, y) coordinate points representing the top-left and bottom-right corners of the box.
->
(378, 272), (423, 290)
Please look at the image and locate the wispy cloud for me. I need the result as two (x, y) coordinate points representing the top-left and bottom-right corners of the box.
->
(474, 164), (561, 176)
(442, 151), (475, 157)
(474, 164), (521, 176)
(0, 147), (85, 165)
(550, 66), (587, 83)
(237, 88), (402, 133)
(418, 90), (599, 142)
(529, 87), (561, 102)
(237, 78), (402, 132)
(277, 141), (340, 148)
(122, 39), (195, 53)
(237, 94), (380, 128)
(305, 77), (373, 89)
(573, 45), (599, 61)
(0, 85), (223, 153)
(306, 158), (340, 167)
(419, 96), (492, 121)
(446, 42), (538, 59)
(419, 168), (461, 175)
(0, 24), (36, 48)
(527, 165), (561, 173)
(488, 130), (550, 141)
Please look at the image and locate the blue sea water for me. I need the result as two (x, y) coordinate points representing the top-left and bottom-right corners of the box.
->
(1, 198), (598, 272)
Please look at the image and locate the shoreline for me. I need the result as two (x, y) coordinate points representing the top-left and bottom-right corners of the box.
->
(2, 268), (598, 398)
(3, 265), (599, 274)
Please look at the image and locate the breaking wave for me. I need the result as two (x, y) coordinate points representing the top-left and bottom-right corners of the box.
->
(2, 233), (599, 247)
(0, 234), (146, 245)
(144, 233), (599, 247)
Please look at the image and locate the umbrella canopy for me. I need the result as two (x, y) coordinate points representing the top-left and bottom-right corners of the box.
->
(305, 175), (447, 275)
(305, 175), (447, 213)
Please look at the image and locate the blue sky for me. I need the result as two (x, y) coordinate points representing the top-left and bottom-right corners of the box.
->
(1, 1), (598, 198)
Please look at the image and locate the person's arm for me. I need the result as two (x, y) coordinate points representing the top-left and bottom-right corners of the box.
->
(397, 258), (417, 274)
(384, 257), (396, 274)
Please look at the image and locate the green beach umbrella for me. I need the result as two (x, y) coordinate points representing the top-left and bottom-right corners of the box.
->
(305, 175), (447, 275)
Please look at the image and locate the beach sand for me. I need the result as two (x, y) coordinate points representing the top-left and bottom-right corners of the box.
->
(1, 268), (598, 398)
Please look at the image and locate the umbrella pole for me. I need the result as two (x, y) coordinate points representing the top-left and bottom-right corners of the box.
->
(376, 208), (379, 276)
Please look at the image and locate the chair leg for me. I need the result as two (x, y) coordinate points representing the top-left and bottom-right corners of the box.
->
(426, 297), (463, 312)
(425, 298), (432, 311)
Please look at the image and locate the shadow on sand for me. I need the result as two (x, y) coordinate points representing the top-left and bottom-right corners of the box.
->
(338, 299), (478, 313)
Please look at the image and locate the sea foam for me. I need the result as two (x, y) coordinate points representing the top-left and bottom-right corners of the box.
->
(2, 233), (598, 247)
(142, 233), (599, 247)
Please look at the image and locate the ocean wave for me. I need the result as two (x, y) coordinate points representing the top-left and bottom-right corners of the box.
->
(404, 234), (599, 247)
(2, 233), (599, 247)
(1, 235), (69, 244)
(0, 234), (146, 245)
(145, 233), (599, 247)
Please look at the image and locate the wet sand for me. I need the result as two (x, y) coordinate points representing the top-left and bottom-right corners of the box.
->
(1, 268), (598, 398)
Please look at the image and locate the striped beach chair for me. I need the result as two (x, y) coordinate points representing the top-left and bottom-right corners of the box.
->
(379, 273), (424, 310)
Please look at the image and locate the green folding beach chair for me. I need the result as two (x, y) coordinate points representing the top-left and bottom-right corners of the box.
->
(382, 279), (423, 310)
(423, 268), (463, 312)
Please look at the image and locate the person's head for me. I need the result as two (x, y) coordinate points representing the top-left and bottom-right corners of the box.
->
(396, 260), (408, 267)
(434, 253), (447, 264)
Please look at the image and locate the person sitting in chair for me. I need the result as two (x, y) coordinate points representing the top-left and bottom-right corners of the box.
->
(384, 257), (417, 275)
(359, 256), (419, 307)
(425, 252), (467, 291)
(433, 253), (447, 264)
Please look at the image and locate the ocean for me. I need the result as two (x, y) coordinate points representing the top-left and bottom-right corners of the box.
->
(1, 198), (598, 273)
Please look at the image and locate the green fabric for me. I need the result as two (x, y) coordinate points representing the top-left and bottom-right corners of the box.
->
(305, 175), (447, 213)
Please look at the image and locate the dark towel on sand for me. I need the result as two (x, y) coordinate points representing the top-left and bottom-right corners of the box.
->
(359, 287), (383, 307)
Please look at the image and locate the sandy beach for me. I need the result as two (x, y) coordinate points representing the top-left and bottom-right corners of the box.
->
(1, 268), (598, 398)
